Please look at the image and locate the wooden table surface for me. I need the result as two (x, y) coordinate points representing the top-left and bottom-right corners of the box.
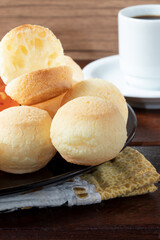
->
(1, 0), (160, 60)
(0, 60), (159, 240)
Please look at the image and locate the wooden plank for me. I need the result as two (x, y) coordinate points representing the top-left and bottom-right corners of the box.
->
(0, 228), (159, 240)
(0, 0), (160, 59)
(132, 110), (160, 146)
(0, 146), (159, 240)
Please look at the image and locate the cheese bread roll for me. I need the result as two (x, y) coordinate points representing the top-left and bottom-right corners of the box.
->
(0, 24), (64, 84)
(62, 78), (128, 123)
(63, 56), (84, 84)
(5, 66), (72, 105)
(51, 96), (127, 166)
(0, 106), (56, 174)
(32, 93), (65, 118)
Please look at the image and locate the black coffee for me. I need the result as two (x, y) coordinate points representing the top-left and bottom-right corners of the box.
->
(133, 15), (160, 20)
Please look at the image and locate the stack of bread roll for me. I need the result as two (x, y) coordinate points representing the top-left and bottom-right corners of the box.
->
(0, 24), (128, 174)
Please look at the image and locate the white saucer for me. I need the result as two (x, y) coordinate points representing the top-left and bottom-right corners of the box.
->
(83, 55), (160, 109)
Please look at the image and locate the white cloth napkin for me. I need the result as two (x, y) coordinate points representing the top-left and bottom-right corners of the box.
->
(0, 177), (101, 212)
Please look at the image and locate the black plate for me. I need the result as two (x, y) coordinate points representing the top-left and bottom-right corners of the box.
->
(0, 104), (137, 196)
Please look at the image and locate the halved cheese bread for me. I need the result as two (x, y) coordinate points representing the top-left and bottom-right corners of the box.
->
(0, 24), (64, 84)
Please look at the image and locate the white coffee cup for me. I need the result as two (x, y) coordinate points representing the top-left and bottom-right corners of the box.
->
(118, 5), (160, 90)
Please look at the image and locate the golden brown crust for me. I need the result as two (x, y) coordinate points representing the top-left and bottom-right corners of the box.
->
(5, 66), (72, 105)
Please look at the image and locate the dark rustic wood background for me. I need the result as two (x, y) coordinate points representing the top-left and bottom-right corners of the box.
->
(0, 0), (159, 60)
